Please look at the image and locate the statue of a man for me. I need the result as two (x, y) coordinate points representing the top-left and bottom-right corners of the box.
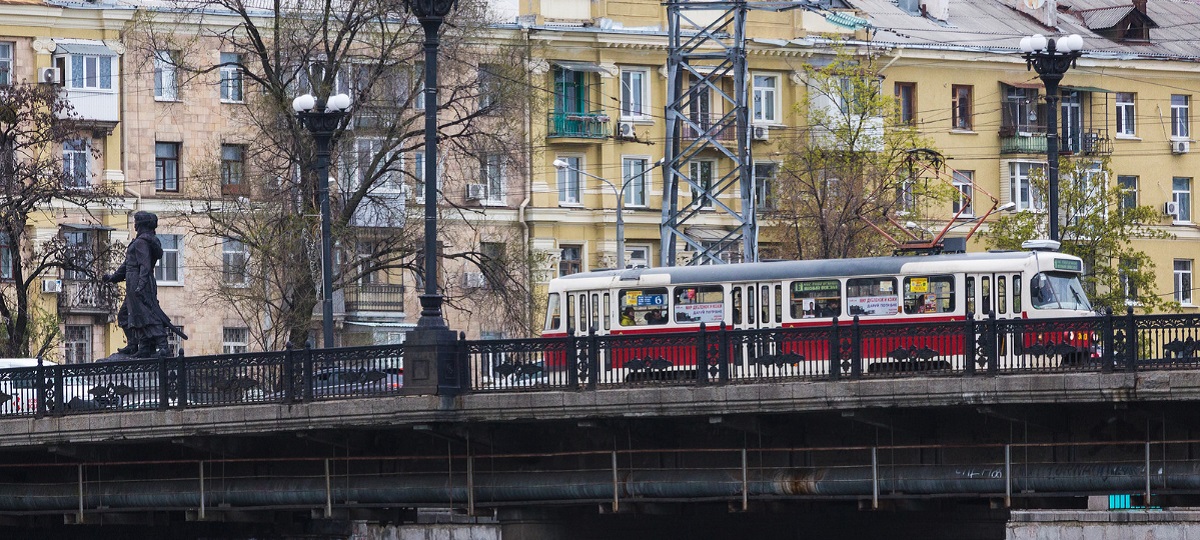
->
(104, 211), (185, 358)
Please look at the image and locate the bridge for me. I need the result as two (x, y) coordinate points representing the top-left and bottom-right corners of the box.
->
(2, 310), (1200, 539)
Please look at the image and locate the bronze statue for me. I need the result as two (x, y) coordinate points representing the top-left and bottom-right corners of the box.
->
(104, 211), (186, 358)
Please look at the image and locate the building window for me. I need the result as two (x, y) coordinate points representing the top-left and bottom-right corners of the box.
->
(626, 245), (650, 268)
(63, 139), (89, 188)
(412, 151), (440, 199)
(952, 85), (973, 131)
(1001, 84), (1039, 134)
(155, 234), (182, 284)
(1009, 162), (1044, 212)
(895, 82), (916, 125)
(62, 230), (94, 281)
(0, 42), (12, 86)
(1117, 175), (1138, 212)
(64, 325), (92, 364)
(478, 63), (500, 110)
(559, 245), (582, 276)
(557, 156), (581, 205)
(0, 233), (11, 280)
(58, 53), (113, 90)
(222, 238), (249, 286)
(1115, 93), (1135, 136)
(154, 50), (177, 101)
(1119, 258), (1138, 304)
(752, 74), (779, 123)
(1174, 177), (1191, 222)
(165, 326), (185, 357)
(220, 144), (245, 195)
(1172, 95), (1190, 139)
(689, 160), (715, 209)
(482, 154), (504, 204)
(413, 62), (425, 110)
(754, 162), (778, 210)
(1175, 259), (1193, 305)
(953, 170), (974, 216)
(222, 327), (249, 354)
(219, 52), (243, 102)
(480, 241), (505, 288)
(155, 142), (179, 192)
(620, 68), (649, 119)
(623, 157), (649, 207)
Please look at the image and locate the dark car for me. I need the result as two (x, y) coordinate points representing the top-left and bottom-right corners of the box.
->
(306, 367), (404, 399)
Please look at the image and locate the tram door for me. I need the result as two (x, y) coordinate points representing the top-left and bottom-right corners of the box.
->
(967, 273), (1021, 362)
(730, 283), (784, 369)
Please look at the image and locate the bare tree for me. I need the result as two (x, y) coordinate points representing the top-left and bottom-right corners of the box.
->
(0, 83), (119, 358)
(128, 0), (533, 348)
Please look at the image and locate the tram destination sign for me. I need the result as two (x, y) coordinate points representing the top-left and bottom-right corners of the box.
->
(1053, 258), (1083, 272)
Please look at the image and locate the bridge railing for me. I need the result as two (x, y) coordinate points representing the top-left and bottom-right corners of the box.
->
(5, 308), (1200, 416)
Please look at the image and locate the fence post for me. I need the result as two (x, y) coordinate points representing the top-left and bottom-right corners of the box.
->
(1125, 306), (1138, 372)
(282, 342), (296, 404)
(303, 342), (315, 402)
(34, 356), (47, 418)
(850, 316), (862, 379)
(587, 326), (599, 391)
(566, 327), (579, 388)
(718, 322), (730, 383)
(177, 353), (189, 408)
(987, 310), (999, 375)
(829, 318), (840, 381)
(159, 351), (170, 410)
(697, 323), (709, 386)
(964, 312), (976, 376)
(1101, 307), (1114, 373)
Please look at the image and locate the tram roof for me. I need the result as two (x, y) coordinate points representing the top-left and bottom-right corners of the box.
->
(557, 250), (1068, 286)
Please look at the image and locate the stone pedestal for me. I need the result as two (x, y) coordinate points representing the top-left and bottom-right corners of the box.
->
(402, 328), (464, 396)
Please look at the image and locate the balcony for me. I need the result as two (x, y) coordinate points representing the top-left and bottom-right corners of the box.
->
(681, 113), (736, 140)
(1063, 131), (1114, 156)
(1000, 129), (1047, 155)
(547, 112), (610, 140)
(345, 283), (405, 313)
(58, 280), (118, 315)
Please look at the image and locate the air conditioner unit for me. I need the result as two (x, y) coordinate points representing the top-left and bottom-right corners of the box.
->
(466, 183), (487, 200)
(38, 67), (61, 85)
(1164, 201), (1180, 218)
(1172, 140), (1191, 154)
(616, 121), (636, 140)
(41, 279), (62, 294)
(752, 125), (770, 141)
(463, 272), (487, 288)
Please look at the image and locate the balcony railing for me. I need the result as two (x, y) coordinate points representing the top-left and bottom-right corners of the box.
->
(345, 283), (405, 313)
(547, 112), (610, 139)
(58, 280), (118, 315)
(681, 113), (736, 140)
(1063, 132), (1114, 156)
(1000, 131), (1047, 154)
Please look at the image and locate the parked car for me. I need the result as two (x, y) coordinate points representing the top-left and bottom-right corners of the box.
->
(263, 367), (403, 401)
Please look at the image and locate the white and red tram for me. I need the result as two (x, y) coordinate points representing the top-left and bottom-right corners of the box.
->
(542, 248), (1095, 374)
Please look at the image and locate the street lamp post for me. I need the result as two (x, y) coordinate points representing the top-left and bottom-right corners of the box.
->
(293, 92), (352, 348)
(403, 0), (460, 396)
(553, 158), (664, 270)
(1021, 33), (1083, 242)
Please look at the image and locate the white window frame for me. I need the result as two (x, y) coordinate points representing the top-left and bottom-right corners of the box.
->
(689, 159), (716, 209)
(559, 244), (584, 277)
(1072, 162), (1106, 219)
(222, 327), (250, 354)
(1115, 92), (1135, 137)
(952, 169), (974, 217)
(0, 42), (12, 86)
(619, 68), (650, 121)
(219, 52), (243, 103)
(752, 73), (780, 124)
(412, 151), (442, 202)
(59, 53), (114, 91)
(1174, 177), (1192, 224)
(154, 50), (178, 101)
(64, 324), (92, 364)
(1009, 161), (1045, 212)
(556, 155), (582, 206)
(1172, 95), (1190, 140)
(0, 233), (12, 280)
(622, 156), (650, 208)
(482, 153), (505, 205)
(155, 141), (180, 192)
(413, 62), (426, 110)
(625, 244), (651, 269)
(1175, 259), (1193, 305)
(155, 233), (183, 285)
(221, 237), (249, 287)
(1117, 175), (1138, 212)
(63, 139), (90, 189)
(753, 161), (778, 210)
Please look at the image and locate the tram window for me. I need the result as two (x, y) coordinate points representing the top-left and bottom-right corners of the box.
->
(732, 288), (743, 324)
(603, 293), (611, 331)
(981, 277), (991, 315)
(1012, 275), (1022, 312)
(760, 286), (770, 325)
(747, 288), (756, 324)
(619, 287), (669, 327)
(590, 293), (600, 331)
(775, 285), (783, 323)
(791, 279), (841, 319)
(566, 294), (576, 332)
(846, 277), (898, 317)
(903, 276), (955, 314)
(966, 278), (975, 315)
(546, 293), (561, 331)
(674, 285), (724, 324)
(997, 277), (1007, 314)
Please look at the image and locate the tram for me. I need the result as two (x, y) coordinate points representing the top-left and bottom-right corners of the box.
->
(543, 244), (1096, 375)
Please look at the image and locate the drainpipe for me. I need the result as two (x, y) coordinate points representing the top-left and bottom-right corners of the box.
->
(517, 25), (535, 333)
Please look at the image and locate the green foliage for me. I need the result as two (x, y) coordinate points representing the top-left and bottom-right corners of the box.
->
(983, 157), (1176, 313)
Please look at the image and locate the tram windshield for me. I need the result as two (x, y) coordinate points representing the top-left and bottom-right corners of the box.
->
(1029, 272), (1092, 311)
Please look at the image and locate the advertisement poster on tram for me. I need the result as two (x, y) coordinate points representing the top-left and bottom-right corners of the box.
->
(847, 296), (899, 316)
